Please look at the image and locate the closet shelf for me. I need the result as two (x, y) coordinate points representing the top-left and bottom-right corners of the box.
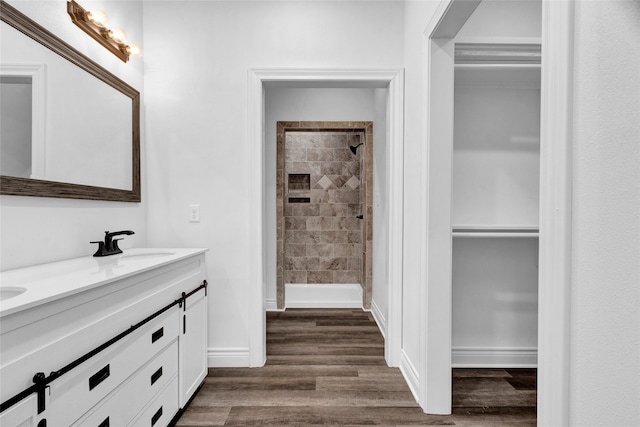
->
(452, 225), (539, 238)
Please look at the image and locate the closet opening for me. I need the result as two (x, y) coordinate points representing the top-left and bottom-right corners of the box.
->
(423, 0), (573, 420)
(450, 42), (540, 411)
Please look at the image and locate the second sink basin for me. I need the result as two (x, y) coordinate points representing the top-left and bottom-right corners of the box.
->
(0, 287), (27, 301)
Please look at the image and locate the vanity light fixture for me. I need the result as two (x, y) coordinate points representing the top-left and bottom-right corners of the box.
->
(67, 0), (141, 63)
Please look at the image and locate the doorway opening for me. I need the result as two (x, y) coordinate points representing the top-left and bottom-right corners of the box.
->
(248, 68), (405, 369)
(276, 122), (373, 310)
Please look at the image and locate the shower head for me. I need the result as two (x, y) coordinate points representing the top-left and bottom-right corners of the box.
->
(349, 142), (364, 155)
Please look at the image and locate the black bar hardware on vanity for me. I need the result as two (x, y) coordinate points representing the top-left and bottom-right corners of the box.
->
(151, 367), (163, 386)
(0, 280), (207, 415)
(88, 365), (110, 391)
(152, 327), (164, 343)
(151, 406), (163, 426)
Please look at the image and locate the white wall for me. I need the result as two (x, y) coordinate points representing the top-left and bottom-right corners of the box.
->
(400, 0), (441, 393)
(143, 1), (404, 366)
(371, 88), (389, 332)
(571, 1), (640, 425)
(1, 0), (146, 271)
(456, 0), (541, 40)
(263, 87), (379, 309)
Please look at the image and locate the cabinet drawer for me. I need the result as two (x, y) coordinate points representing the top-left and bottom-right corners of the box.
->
(47, 307), (180, 426)
(72, 340), (178, 427)
(128, 376), (179, 427)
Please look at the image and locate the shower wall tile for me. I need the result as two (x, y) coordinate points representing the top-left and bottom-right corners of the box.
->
(348, 257), (362, 271)
(285, 217), (307, 230)
(335, 270), (361, 284)
(319, 257), (347, 271)
(276, 123), (373, 309)
(286, 148), (307, 162)
(285, 270), (307, 284)
(306, 244), (333, 257)
(307, 148), (334, 161)
(283, 131), (363, 288)
(285, 243), (306, 257)
(320, 203), (347, 217)
(307, 271), (334, 283)
(334, 243), (361, 258)
(347, 231), (361, 243)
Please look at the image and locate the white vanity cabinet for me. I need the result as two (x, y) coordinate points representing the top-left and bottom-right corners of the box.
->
(0, 248), (207, 427)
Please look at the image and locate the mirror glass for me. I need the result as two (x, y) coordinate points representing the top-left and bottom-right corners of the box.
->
(0, 1), (140, 202)
(0, 74), (32, 178)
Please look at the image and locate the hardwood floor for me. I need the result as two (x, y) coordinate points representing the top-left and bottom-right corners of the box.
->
(174, 309), (536, 426)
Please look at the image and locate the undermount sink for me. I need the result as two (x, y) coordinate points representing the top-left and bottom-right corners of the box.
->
(0, 287), (27, 301)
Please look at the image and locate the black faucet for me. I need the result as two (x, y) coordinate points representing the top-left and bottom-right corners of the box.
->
(91, 230), (135, 257)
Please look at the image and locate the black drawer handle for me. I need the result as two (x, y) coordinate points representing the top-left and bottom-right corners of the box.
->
(89, 365), (110, 391)
(151, 406), (163, 426)
(98, 416), (109, 427)
(150, 367), (163, 386)
(151, 327), (164, 343)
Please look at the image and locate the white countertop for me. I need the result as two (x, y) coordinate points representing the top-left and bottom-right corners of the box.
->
(0, 248), (207, 317)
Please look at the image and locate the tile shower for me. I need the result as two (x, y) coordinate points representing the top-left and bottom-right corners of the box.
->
(276, 122), (373, 309)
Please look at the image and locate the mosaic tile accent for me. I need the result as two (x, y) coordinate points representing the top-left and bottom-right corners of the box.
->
(317, 175), (333, 190)
(345, 176), (361, 190)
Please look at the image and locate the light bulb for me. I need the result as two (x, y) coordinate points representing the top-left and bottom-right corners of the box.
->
(127, 43), (142, 58)
(87, 9), (108, 27)
(109, 28), (127, 44)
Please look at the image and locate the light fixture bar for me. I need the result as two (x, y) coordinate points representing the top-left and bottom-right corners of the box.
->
(67, 0), (129, 62)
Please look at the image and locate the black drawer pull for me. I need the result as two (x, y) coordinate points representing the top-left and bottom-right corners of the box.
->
(98, 416), (109, 427)
(89, 365), (110, 391)
(150, 367), (163, 386)
(151, 406), (163, 426)
(151, 327), (164, 343)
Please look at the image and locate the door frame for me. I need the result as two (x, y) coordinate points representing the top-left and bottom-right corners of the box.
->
(420, 0), (574, 422)
(247, 68), (405, 368)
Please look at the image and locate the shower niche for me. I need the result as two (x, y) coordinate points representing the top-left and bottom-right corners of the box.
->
(287, 173), (311, 203)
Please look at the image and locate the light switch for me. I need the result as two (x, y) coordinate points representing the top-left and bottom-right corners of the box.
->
(188, 205), (200, 222)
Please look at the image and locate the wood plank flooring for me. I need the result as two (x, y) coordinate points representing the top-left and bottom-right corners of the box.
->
(174, 309), (536, 426)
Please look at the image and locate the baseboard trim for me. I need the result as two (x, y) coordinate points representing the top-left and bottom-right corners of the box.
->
(284, 283), (363, 308)
(208, 347), (251, 367)
(452, 347), (538, 368)
(370, 298), (386, 339)
(399, 349), (420, 402)
(265, 298), (281, 311)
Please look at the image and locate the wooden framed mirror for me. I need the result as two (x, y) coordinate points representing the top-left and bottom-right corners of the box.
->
(0, 0), (140, 202)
